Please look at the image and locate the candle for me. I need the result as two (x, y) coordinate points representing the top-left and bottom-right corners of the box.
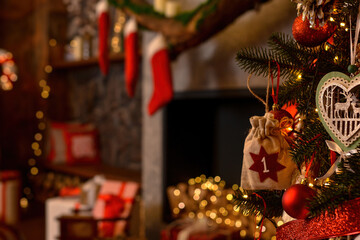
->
(165, 0), (181, 18)
(154, 0), (167, 13)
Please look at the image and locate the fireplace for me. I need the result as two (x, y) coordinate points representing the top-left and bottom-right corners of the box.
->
(162, 88), (267, 221)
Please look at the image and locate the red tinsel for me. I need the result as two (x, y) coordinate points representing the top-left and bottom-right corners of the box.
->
(277, 197), (360, 239)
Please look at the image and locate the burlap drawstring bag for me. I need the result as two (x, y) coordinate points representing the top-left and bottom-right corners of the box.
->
(240, 112), (297, 190)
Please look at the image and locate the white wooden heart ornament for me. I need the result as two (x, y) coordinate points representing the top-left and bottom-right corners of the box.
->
(316, 72), (360, 151)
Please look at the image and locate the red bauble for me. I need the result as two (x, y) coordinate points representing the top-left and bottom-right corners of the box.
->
(282, 184), (316, 219)
(292, 15), (336, 47)
(270, 108), (294, 129)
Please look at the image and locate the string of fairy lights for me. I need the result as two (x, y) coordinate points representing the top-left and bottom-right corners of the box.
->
(19, 44), (53, 209)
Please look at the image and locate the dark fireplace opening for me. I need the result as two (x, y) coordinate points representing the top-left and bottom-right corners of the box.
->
(163, 89), (266, 222)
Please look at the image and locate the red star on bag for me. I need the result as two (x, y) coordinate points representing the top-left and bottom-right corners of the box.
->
(249, 146), (285, 182)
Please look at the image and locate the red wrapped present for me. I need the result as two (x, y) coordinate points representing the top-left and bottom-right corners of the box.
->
(92, 180), (139, 237)
(0, 170), (21, 225)
(59, 186), (81, 197)
(48, 122), (101, 165)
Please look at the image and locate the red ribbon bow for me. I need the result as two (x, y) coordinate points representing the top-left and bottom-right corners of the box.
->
(98, 194), (126, 237)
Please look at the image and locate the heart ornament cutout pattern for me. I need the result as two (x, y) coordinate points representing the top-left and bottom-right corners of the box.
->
(316, 72), (360, 151)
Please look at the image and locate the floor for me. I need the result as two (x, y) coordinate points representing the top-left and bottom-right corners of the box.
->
(18, 201), (45, 240)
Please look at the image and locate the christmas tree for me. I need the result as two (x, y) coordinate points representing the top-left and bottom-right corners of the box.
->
(234, 0), (360, 239)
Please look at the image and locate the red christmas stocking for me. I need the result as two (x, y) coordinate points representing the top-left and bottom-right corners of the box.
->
(96, 0), (110, 75)
(148, 34), (173, 115)
(124, 17), (139, 97)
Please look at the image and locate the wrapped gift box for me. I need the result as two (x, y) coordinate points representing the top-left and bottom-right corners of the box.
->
(92, 180), (139, 237)
(0, 170), (21, 226)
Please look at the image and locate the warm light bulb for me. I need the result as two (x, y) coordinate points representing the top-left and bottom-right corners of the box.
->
(226, 194), (233, 201)
(215, 190), (222, 197)
(235, 220), (242, 228)
(195, 177), (201, 183)
(194, 188), (201, 195)
(329, 17), (335, 22)
(44, 65), (53, 73)
(200, 200), (208, 207)
(49, 39), (57, 47)
(35, 111), (44, 119)
(28, 158), (36, 166)
(173, 208), (180, 214)
(34, 133), (42, 141)
(221, 210), (228, 216)
(173, 189), (180, 196)
(210, 195), (217, 202)
(224, 218), (231, 225)
(39, 79), (46, 87)
(340, 22), (346, 27)
(188, 178), (195, 185)
(41, 91), (49, 99)
(34, 149), (42, 156)
(30, 167), (39, 175)
(20, 198), (29, 209)
(43, 86), (50, 92)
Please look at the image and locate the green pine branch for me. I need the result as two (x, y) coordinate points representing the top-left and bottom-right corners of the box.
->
(289, 119), (332, 176)
(308, 151), (360, 217)
(268, 33), (311, 67)
(233, 189), (284, 220)
(236, 47), (302, 79)
(108, 0), (161, 17)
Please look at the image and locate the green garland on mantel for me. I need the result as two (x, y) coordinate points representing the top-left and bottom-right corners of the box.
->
(108, 0), (220, 27)
(175, 0), (219, 27)
(108, 0), (163, 17)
